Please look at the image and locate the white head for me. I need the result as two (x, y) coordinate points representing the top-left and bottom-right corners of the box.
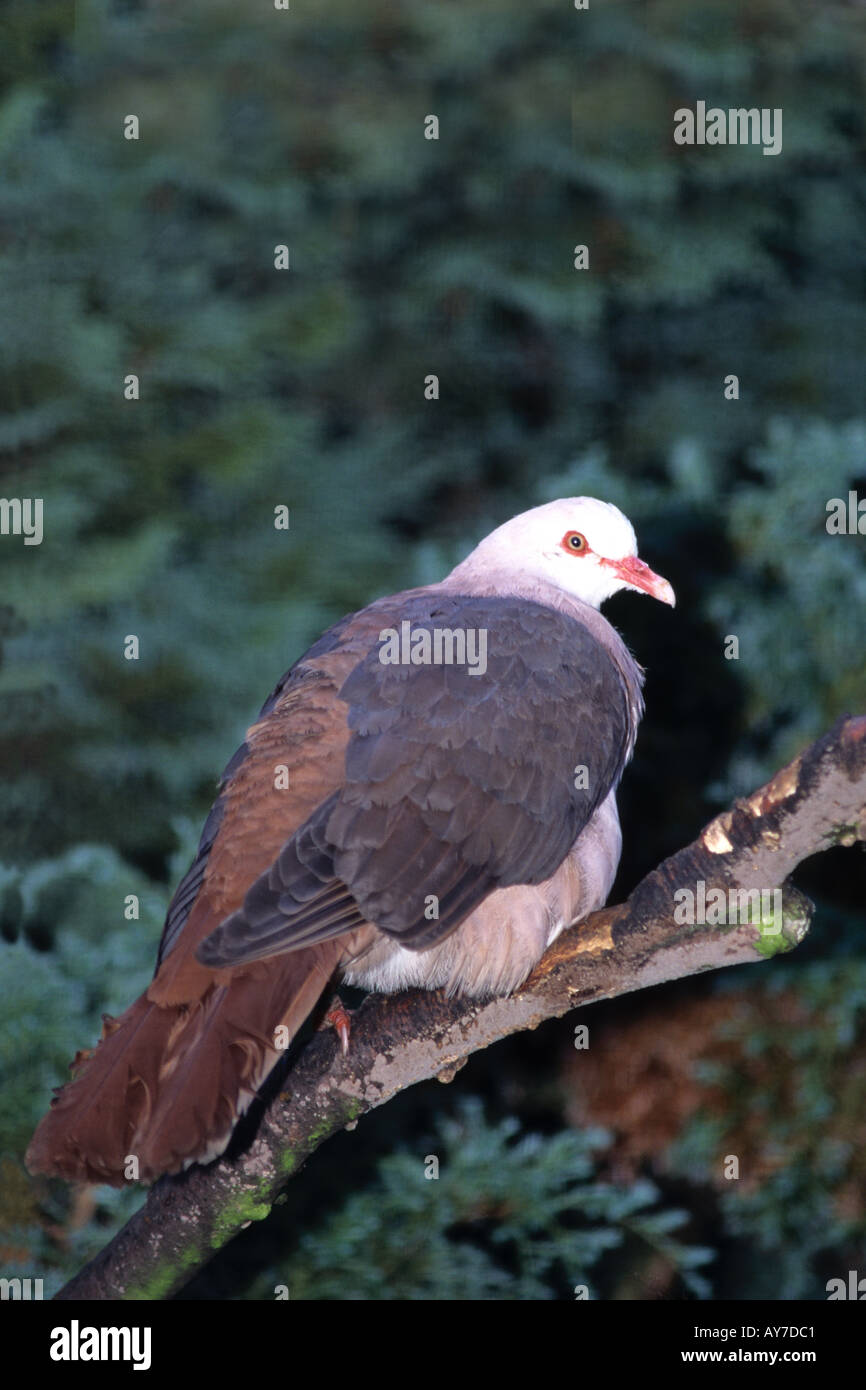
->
(449, 497), (675, 611)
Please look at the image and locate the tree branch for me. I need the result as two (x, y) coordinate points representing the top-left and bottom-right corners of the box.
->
(53, 714), (866, 1300)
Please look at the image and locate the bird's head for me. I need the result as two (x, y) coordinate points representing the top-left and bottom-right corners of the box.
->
(456, 497), (675, 611)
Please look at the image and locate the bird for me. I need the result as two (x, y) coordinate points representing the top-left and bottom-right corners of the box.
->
(26, 497), (674, 1186)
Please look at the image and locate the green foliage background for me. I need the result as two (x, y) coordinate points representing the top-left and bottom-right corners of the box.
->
(0, 0), (864, 1299)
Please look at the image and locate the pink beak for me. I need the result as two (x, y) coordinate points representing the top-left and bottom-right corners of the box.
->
(605, 554), (676, 607)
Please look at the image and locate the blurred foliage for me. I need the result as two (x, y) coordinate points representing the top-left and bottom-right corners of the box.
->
(673, 958), (866, 1299)
(1, 0), (864, 1298)
(245, 1098), (713, 1300)
(563, 942), (866, 1300)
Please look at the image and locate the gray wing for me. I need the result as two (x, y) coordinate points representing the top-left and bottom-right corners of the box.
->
(197, 592), (638, 966)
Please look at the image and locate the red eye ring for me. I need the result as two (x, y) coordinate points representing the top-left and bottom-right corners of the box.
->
(562, 531), (588, 555)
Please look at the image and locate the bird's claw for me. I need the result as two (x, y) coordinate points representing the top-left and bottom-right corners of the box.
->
(324, 1002), (351, 1056)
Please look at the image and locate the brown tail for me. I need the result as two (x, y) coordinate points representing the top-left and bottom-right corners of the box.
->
(25, 942), (344, 1186)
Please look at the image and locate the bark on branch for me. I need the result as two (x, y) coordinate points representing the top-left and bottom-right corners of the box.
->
(53, 715), (866, 1301)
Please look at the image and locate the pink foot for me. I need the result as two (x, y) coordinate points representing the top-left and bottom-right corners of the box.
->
(324, 1002), (351, 1056)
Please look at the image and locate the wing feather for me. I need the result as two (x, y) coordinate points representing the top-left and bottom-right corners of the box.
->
(197, 592), (642, 966)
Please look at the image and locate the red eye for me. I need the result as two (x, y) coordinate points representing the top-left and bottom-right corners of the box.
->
(562, 531), (588, 554)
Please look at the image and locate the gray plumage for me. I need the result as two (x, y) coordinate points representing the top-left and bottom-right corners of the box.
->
(197, 583), (644, 993)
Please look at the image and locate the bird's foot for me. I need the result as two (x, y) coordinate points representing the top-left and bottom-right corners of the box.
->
(324, 1001), (352, 1056)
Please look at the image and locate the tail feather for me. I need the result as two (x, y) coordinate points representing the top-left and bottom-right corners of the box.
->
(25, 942), (344, 1186)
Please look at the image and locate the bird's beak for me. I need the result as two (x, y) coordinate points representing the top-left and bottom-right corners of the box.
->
(606, 555), (676, 607)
